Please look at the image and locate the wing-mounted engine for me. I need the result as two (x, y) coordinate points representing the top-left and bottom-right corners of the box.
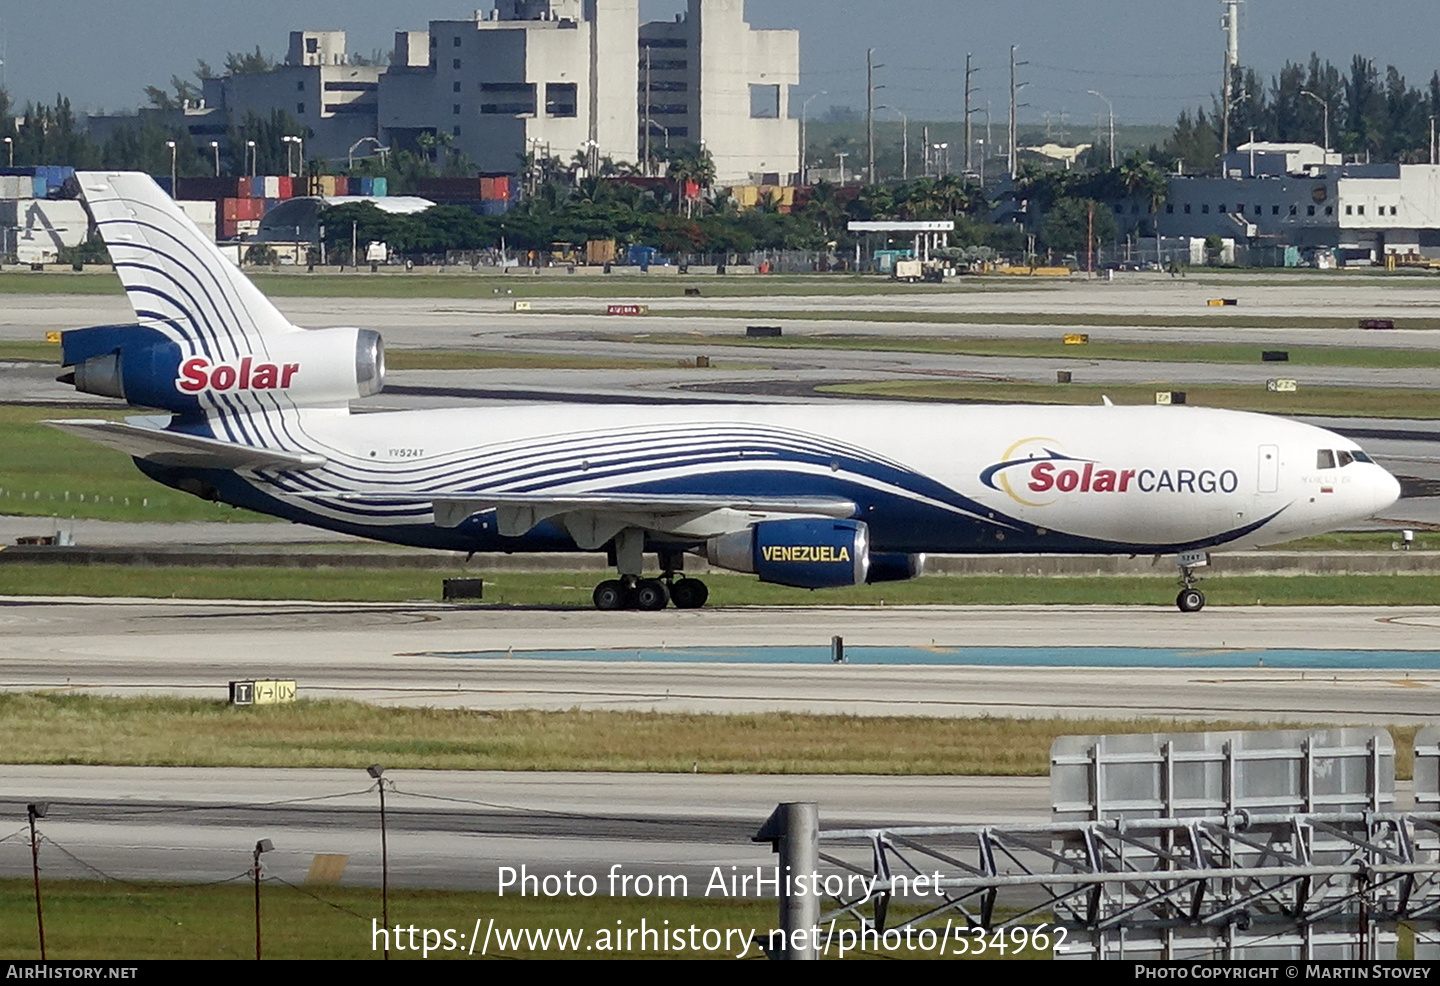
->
(58, 323), (384, 413)
(707, 518), (872, 588)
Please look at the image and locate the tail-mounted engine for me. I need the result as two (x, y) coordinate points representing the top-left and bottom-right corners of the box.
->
(58, 324), (384, 412)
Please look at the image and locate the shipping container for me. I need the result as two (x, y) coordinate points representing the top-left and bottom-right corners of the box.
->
(32, 176), (48, 199)
(417, 177), (481, 201)
(372, 177), (388, 197)
(333, 176), (349, 197)
(221, 218), (239, 239)
(176, 177), (232, 202)
(585, 239), (617, 265)
(480, 198), (512, 216)
(176, 200), (219, 230)
(0, 176), (32, 199)
(277, 176), (293, 199)
(494, 175), (511, 201)
(479, 177), (497, 201)
(261, 176), (279, 199)
(355, 177), (372, 196)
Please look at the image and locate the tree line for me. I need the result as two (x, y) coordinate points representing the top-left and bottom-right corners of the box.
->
(1166, 53), (1440, 173)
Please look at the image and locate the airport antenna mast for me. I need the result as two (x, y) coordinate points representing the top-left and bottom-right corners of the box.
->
(1220, 0), (1243, 159)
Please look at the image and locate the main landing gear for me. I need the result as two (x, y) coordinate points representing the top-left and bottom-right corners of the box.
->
(592, 574), (710, 611)
(592, 532), (709, 611)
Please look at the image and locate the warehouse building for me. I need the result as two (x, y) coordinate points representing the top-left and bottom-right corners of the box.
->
(1106, 143), (1440, 264)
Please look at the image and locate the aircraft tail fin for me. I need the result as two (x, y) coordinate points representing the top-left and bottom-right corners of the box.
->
(61, 173), (382, 415)
(76, 171), (298, 359)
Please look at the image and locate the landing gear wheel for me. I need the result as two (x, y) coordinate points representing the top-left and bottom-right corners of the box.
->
(670, 578), (709, 609)
(1177, 588), (1205, 613)
(634, 579), (671, 612)
(594, 580), (630, 611)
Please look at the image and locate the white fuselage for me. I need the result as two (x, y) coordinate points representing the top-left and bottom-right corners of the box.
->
(214, 401), (1400, 556)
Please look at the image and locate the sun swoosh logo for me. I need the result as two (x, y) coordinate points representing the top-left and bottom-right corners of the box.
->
(979, 438), (1092, 507)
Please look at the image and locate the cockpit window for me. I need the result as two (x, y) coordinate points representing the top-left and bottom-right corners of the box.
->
(1316, 449), (1336, 469)
(1351, 450), (1374, 464)
(1337, 450), (1354, 468)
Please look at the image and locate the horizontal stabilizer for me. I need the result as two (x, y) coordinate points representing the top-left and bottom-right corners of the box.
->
(46, 419), (326, 472)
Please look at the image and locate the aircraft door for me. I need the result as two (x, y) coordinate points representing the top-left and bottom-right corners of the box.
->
(1257, 445), (1279, 493)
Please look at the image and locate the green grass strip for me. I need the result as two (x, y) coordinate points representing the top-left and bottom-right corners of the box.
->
(2, 565), (1440, 606)
(639, 308), (1440, 330)
(0, 694), (1417, 779)
(0, 879), (778, 960)
(0, 406), (276, 524)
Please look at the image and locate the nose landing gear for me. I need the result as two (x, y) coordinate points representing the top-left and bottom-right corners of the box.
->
(1174, 550), (1210, 613)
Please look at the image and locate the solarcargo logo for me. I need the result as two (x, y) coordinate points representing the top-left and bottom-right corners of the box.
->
(980, 438), (1239, 507)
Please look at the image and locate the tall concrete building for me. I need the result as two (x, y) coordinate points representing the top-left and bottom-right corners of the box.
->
(201, 31), (383, 161)
(639, 0), (799, 185)
(99, 3), (801, 186)
(380, 1), (640, 175)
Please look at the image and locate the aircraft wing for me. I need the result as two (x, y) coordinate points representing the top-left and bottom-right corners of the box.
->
(297, 491), (858, 548)
(46, 419), (328, 472)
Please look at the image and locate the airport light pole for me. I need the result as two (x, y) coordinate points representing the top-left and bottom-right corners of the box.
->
(246, 140), (256, 178)
(799, 90), (826, 185)
(166, 141), (176, 198)
(1300, 89), (1330, 153)
(28, 803), (46, 960)
(367, 764), (390, 961)
(210, 141), (220, 177)
(282, 135), (299, 180)
(252, 839), (273, 960)
(4, 136), (12, 167)
(1087, 90), (1115, 168)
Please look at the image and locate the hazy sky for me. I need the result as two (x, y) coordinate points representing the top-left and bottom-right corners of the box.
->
(4, 2), (1440, 127)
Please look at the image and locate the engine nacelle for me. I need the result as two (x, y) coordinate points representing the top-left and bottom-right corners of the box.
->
(866, 553), (926, 584)
(707, 519), (870, 589)
(61, 324), (384, 412)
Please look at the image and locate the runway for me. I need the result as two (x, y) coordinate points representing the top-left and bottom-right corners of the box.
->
(0, 766), (1050, 892)
(3, 599), (1439, 722)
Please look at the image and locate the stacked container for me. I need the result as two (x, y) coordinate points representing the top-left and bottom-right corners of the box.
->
(220, 197), (265, 239)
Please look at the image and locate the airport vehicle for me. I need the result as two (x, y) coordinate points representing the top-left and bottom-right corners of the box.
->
(48, 173), (1402, 612)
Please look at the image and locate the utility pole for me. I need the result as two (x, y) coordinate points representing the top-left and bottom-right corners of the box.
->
(866, 49), (874, 184)
(922, 125), (930, 177)
(964, 53), (976, 172)
(1008, 46), (1027, 179)
(1087, 90), (1115, 168)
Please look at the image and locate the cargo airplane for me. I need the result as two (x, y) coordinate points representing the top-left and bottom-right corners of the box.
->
(48, 173), (1401, 612)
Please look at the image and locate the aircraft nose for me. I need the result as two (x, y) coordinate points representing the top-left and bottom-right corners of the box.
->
(1371, 468), (1402, 516)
